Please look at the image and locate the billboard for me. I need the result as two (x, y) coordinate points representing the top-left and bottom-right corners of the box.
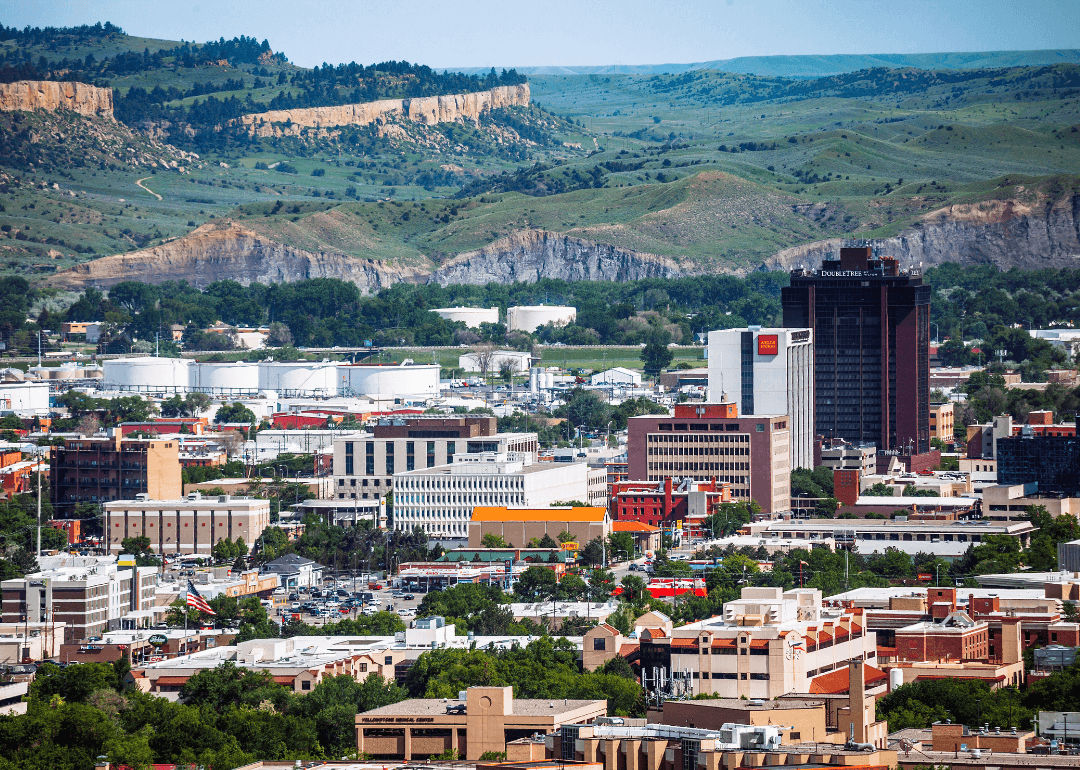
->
(757, 334), (779, 355)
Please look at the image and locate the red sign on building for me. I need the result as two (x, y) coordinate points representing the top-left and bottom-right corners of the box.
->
(757, 334), (779, 355)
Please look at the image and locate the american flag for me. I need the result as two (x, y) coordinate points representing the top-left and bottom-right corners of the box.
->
(186, 580), (216, 615)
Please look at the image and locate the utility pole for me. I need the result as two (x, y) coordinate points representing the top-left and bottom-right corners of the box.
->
(844, 550), (849, 591)
(36, 448), (42, 558)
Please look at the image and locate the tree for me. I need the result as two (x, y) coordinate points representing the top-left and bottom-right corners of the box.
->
(579, 537), (606, 566)
(214, 402), (256, 424)
(640, 330), (673, 376)
(513, 565), (558, 600)
(481, 533), (510, 548)
(266, 321), (293, 347)
(607, 532), (635, 561)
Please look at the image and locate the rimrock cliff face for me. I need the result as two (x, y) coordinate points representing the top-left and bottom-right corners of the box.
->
(0, 80), (113, 118)
(768, 192), (1080, 270)
(48, 222), (423, 292)
(431, 229), (685, 285)
(237, 83), (530, 136)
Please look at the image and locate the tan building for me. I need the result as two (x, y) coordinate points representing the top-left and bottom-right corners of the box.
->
(469, 506), (610, 549)
(0, 621), (66, 663)
(929, 402), (954, 442)
(982, 483), (1080, 521)
(355, 685), (607, 760)
(637, 587), (880, 702)
(1, 555), (157, 644)
(104, 492), (271, 555)
(51, 431), (182, 516)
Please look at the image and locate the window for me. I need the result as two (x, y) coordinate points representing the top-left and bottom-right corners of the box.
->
(301, 680), (311, 691)
(681, 739), (700, 770)
(593, 638), (606, 651)
(561, 726), (579, 761)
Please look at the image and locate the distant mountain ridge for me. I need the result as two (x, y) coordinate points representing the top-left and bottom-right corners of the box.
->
(455, 49), (1080, 78)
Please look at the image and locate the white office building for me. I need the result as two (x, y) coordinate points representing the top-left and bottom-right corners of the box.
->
(707, 327), (814, 470)
(393, 451), (607, 543)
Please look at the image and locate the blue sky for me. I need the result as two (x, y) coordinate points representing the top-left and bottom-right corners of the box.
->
(6, 0), (1080, 69)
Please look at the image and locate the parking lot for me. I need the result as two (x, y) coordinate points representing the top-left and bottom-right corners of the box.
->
(275, 577), (430, 625)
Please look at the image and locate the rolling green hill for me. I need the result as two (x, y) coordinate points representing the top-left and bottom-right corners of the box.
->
(3, 24), (1080, 285)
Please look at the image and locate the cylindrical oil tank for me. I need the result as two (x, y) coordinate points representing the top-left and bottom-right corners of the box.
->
(529, 366), (542, 394)
(430, 306), (500, 328)
(889, 667), (904, 692)
(339, 363), (440, 400)
(102, 357), (191, 392)
(191, 361), (260, 394)
(257, 361), (339, 396)
(506, 305), (576, 332)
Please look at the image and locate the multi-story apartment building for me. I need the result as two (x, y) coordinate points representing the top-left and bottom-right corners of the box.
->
(782, 245), (931, 455)
(0, 555), (157, 644)
(929, 402), (954, 443)
(707, 327), (814, 470)
(50, 431), (181, 516)
(627, 402), (791, 513)
(636, 587), (879, 700)
(104, 493), (271, 556)
(333, 416), (537, 502)
(393, 451), (606, 542)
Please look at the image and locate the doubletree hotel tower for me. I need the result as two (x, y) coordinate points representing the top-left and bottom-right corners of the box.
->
(781, 245), (931, 455)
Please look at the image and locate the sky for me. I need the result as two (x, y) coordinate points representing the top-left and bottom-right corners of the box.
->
(5, 0), (1080, 69)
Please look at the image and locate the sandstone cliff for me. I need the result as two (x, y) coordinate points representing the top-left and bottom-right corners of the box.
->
(0, 80), (113, 118)
(48, 221), (423, 292)
(431, 229), (685, 285)
(237, 83), (530, 137)
(768, 191), (1080, 270)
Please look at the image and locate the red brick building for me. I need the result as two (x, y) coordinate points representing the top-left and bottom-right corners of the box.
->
(895, 611), (989, 663)
(610, 477), (730, 539)
(626, 403), (791, 513)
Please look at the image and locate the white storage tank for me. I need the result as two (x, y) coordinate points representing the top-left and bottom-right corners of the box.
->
(340, 363), (440, 400)
(102, 357), (191, 392)
(191, 361), (260, 394)
(257, 361), (339, 397)
(430, 306), (500, 328)
(507, 305), (576, 332)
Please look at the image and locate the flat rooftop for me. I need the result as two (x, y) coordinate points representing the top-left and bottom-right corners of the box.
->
(360, 697), (604, 717)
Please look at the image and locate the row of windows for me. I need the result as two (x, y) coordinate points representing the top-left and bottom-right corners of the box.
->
(648, 446), (750, 457)
(650, 433), (750, 443)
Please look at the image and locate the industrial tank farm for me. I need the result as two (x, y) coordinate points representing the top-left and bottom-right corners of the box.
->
(339, 363), (440, 400)
(102, 357), (192, 392)
(506, 305), (576, 332)
(430, 306), (500, 328)
(190, 361), (260, 395)
(95, 357), (441, 400)
(256, 361), (339, 397)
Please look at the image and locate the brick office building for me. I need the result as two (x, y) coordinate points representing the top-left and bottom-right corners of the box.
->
(104, 492), (271, 556)
(626, 402), (791, 513)
(50, 431), (181, 516)
(610, 477), (731, 539)
(782, 245), (931, 455)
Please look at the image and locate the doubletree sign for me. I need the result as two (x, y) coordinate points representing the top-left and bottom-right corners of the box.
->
(148, 634), (168, 647)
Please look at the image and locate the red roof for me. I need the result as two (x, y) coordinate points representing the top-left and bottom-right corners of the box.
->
(273, 675), (295, 685)
(808, 664), (888, 694)
(151, 676), (190, 686)
(612, 521), (660, 533)
(645, 627), (666, 638)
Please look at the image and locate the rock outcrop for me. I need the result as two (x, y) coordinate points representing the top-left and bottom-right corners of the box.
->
(0, 80), (113, 118)
(768, 191), (1080, 270)
(48, 222), (423, 292)
(237, 83), (529, 137)
(431, 229), (685, 285)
